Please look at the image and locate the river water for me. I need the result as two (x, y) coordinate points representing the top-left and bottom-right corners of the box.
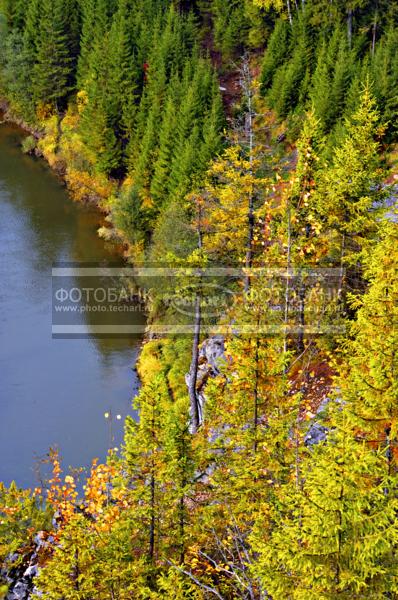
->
(0, 121), (145, 488)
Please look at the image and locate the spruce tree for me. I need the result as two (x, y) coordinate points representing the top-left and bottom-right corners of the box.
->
(329, 32), (355, 125)
(309, 43), (332, 130)
(124, 376), (170, 567)
(252, 401), (398, 599)
(150, 93), (179, 204)
(77, 0), (97, 86)
(107, 0), (139, 144)
(260, 18), (291, 94)
(22, 0), (40, 66)
(342, 221), (398, 461)
(33, 0), (73, 109)
(315, 84), (386, 297)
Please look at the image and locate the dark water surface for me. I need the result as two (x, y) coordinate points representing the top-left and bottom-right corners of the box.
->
(0, 121), (144, 488)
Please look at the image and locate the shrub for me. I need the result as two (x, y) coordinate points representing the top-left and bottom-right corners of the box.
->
(21, 135), (36, 155)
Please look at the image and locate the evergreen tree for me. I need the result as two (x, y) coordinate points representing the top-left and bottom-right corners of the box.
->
(0, 0), (25, 29)
(1, 30), (35, 121)
(78, 31), (122, 174)
(269, 35), (309, 118)
(342, 221), (398, 462)
(77, 0), (97, 86)
(251, 225), (398, 598)
(309, 42), (332, 129)
(124, 376), (170, 566)
(329, 33), (355, 125)
(260, 18), (291, 93)
(315, 84), (386, 297)
(22, 0), (40, 68)
(212, 0), (249, 57)
(371, 27), (398, 139)
(150, 93), (179, 204)
(252, 401), (398, 599)
(33, 0), (74, 109)
(107, 0), (140, 143)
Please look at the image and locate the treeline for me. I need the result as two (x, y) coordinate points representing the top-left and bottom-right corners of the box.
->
(260, 4), (398, 143)
(0, 0), (224, 253)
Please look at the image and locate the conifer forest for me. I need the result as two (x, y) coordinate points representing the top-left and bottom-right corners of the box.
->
(1, 1), (398, 598)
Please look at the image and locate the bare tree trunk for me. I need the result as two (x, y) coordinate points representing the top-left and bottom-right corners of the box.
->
(337, 233), (345, 303)
(241, 57), (255, 294)
(297, 276), (305, 354)
(188, 296), (201, 433)
(179, 495), (185, 563)
(283, 201), (292, 357)
(286, 0), (293, 25)
(253, 331), (260, 454)
(372, 6), (378, 57)
(245, 195), (255, 294)
(188, 201), (203, 434)
(347, 8), (353, 48)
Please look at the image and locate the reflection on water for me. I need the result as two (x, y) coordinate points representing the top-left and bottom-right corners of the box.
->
(0, 121), (145, 488)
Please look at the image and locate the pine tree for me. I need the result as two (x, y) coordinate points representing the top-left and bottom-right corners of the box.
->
(1, 30), (35, 121)
(342, 221), (398, 463)
(310, 43), (332, 130)
(22, 0), (40, 68)
(269, 36), (309, 118)
(162, 398), (196, 564)
(0, 0), (25, 29)
(78, 31), (122, 174)
(260, 18), (291, 94)
(76, 0), (97, 87)
(251, 401), (398, 599)
(315, 84), (386, 298)
(133, 95), (162, 190)
(329, 32), (355, 126)
(107, 0), (140, 144)
(150, 93), (179, 204)
(251, 228), (398, 597)
(124, 376), (170, 566)
(212, 0), (248, 57)
(199, 82), (224, 168)
(371, 27), (398, 139)
(33, 0), (74, 109)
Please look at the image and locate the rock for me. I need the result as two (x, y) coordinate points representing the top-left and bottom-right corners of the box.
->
(186, 336), (226, 430)
(23, 565), (38, 579)
(304, 422), (328, 446)
(2, 535), (45, 600)
(6, 581), (29, 600)
(5, 554), (19, 565)
(198, 335), (225, 376)
(304, 397), (343, 447)
(33, 532), (46, 550)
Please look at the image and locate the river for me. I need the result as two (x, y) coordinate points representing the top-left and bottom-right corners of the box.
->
(0, 121), (145, 488)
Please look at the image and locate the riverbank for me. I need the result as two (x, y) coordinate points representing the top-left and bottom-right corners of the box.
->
(0, 99), (118, 209)
(0, 101), (189, 416)
(0, 118), (147, 490)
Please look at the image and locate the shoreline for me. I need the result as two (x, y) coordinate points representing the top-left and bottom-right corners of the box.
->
(0, 100), (151, 369)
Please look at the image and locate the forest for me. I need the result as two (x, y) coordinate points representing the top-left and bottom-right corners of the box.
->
(1, 0), (398, 598)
